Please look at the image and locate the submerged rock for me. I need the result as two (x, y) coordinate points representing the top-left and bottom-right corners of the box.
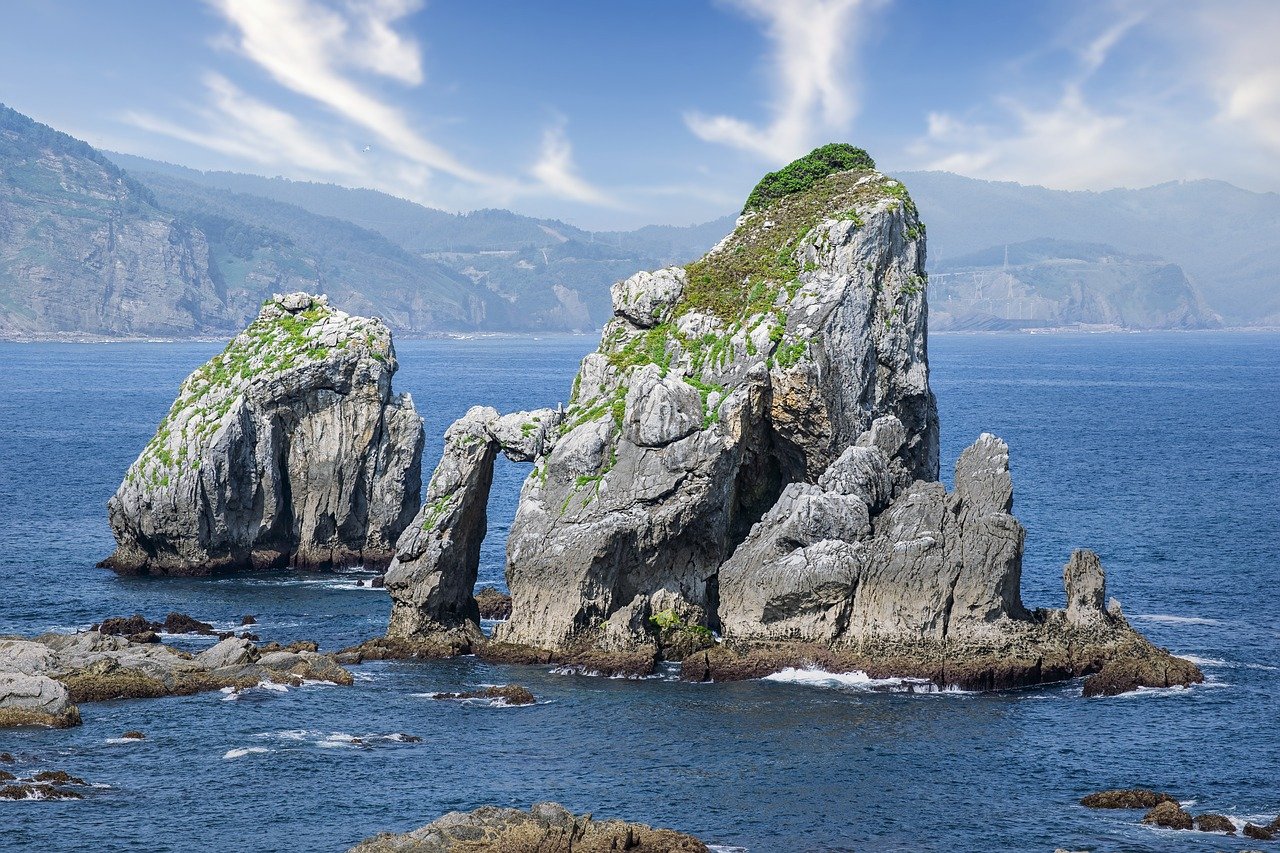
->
(1080, 789), (1176, 809)
(348, 801), (709, 852)
(430, 685), (536, 706)
(376, 145), (1201, 694)
(1194, 813), (1236, 834)
(1244, 823), (1276, 840)
(101, 292), (423, 575)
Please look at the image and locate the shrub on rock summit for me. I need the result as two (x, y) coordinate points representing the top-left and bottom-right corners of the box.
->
(743, 143), (876, 213)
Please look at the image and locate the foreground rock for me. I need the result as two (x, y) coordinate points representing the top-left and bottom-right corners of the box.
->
(0, 673), (80, 728)
(378, 145), (1201, 694)
(1143, 801), (1193, 830)
(101, 292), (423, 575)
(1080, 789), (1176, 809)
(0, 632), (351, 726)
(430, 685), (535, 706)
(0, 768), (91, 801)
(1194, 813), (1236, 834)
(349, 802), (708, 852)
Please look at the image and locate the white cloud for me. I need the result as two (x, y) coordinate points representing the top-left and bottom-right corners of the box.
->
(206, 0), (497, 187)
(124, 73), (365, 176)
(685, 0), (881, 163)
(1195, 1), (1280, 156)
(123, 0), (619, 211)
(530, 121), (620, 208)
(908, 1), (1280, 193)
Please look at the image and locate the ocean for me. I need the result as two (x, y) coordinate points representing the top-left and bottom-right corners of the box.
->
(1, 331), (1276, 851)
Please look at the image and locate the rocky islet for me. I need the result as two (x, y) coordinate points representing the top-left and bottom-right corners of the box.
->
(373, 144), (1201, 695)
(101, 292), (423, 576)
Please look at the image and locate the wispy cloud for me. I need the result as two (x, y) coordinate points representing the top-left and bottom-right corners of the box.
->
(908, 1), (1280, 192)
(530, 120), (620, 208)
(685, 0), (882, 162)
(125, 73), (364, 176)
(207, 0), (498, 188)
(126, 0), (616, 210)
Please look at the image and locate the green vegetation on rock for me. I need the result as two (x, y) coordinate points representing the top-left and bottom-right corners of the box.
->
(742, 143), (876, 213)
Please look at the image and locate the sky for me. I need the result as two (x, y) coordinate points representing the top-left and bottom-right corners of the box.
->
(1, 0), (1277, 229)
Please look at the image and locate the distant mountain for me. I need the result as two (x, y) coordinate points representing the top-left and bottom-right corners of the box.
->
(929, 239), (1220, 331)
(3, 103), (1273, 339)
(901, 171), (1280, 325)
(0, 105), (234, 336)
(0, 104), (732, 339)
(107, 152), (735, 331)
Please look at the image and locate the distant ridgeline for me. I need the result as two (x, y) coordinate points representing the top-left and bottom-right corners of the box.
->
(1, 100), (1275, 338)
(0, 102), (730, 338)
(928, 239), (1222, 331)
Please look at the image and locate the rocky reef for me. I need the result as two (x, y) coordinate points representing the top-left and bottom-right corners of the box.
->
(377, 144), (1200, 694)
(348, 801), (708, 852)
(0, 631), (351, 727)
(101, 293), (423, 575)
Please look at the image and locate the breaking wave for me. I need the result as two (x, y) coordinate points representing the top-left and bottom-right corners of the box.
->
(761, 667), (968, 694)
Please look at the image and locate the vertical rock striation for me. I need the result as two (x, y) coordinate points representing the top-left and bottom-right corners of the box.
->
(101, 293), (423, 575)
(380, 144), (1201, 695)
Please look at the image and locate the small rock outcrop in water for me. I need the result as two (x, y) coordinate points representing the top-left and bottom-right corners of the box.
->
(1080, 789), (1176, 809)
(474, 587), (513, 620)
(348, 801), (708, 852)
(1193, 813), (1236, 834)
(378, 145), (1201, 693)
(430, 685), (535, 706)
(101, 293), (423, 575)
(1142, 801), (1193, 830)
(0, 632), (352, 726)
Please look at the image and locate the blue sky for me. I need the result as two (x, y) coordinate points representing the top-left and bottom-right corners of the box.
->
(1, 0), (1277, 229)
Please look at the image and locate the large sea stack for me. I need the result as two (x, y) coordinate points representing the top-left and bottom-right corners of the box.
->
(380, 145), (1201, 695)
(102, 293), (423, 575)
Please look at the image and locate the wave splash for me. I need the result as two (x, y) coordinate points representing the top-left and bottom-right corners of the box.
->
(761, 667), (967, 694)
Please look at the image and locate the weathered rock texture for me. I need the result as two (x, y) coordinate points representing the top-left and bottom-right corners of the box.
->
(380, 145), (1200, 694)
(348, 801), (708, 852)
(102, 293), (423, 575)
(0, 631), (352, 726)
(382, 405), (560, 653)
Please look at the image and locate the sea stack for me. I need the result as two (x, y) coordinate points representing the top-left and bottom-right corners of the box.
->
(102, 293), (423, 575)
(381, 144), (1201, 695)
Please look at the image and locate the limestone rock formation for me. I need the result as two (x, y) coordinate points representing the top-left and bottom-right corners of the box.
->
(0, 630), (352, 726)
(0, 673), (81, 728)
(102, 293), (423, 575)
(380, 144), (1200, 694)
(348, 801), (708, 852)
(382, 405), (561, 653)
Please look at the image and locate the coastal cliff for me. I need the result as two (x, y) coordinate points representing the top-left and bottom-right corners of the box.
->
(378, 145), (1201, 695)
(102, 293), (422, 575)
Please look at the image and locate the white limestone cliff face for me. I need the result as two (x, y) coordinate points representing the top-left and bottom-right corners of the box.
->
(102, 293), (422, 575)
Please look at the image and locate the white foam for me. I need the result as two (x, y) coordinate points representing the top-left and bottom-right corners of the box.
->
(1179, 654), (1229, 667)
(316, 733), (364, 749)
(223, 747), (271, 759)
(1133, 614), (1222, 626)
(708, 846), (749, 853)
(103, 737), (144, 745)
(761, 666), (964, 694)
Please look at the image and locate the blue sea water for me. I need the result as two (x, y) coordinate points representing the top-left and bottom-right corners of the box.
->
(0, 331), (1277, 852)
